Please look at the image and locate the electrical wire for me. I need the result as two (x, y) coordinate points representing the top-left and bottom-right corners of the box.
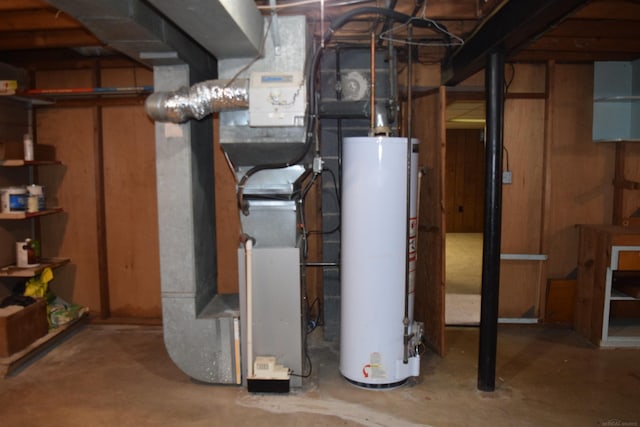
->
(307, 167), (341, 236)
(502, 63), (514, 174)
(225, 18), (273, 89)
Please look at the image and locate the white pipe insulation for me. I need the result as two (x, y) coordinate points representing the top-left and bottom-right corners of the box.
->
(245, 237), (254, 379)
(145, 78), (249, 123)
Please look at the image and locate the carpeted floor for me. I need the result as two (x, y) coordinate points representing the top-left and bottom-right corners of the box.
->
(446, 233), (482, 325)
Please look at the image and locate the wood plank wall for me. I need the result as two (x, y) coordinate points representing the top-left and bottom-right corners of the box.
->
(35, 66), (161, 319)
(445, 128), (485, 232)
(0, 98), (30, 270)
(499, 70), (547, 318)
(411, 62), (621, 322)
(412, 86), (447, 356)
(212, 115), (240, 295)
(23, 60), (633, 326)
(545, 64), (616, 279)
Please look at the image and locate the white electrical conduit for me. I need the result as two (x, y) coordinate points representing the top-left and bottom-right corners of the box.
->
(245, 237), (254, 380)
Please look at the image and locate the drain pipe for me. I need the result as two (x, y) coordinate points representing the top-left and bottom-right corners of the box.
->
(242, 234), (256, 380)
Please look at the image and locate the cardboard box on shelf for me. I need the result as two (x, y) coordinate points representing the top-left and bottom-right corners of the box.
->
(0, 298), (49, 357)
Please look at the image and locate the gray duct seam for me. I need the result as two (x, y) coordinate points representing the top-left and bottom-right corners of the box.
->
(145, 78), (249, 123)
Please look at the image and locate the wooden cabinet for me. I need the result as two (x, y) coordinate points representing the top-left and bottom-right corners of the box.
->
(576, 225), (640, 347)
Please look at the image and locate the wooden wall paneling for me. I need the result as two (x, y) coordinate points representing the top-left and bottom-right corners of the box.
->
(498, 261), (542, 318)
(621, 142), (640, 221)
(0, 98), (30, 269)
(213, 115), (240, 295)
(546, 64), (615, 279)
(506, 63), (547, 93)
(445, 129), (485, 232)
(501, 98), (545, 253)
(99, 66), (160, 319)
(539, 61), (555, 319)
(413, 86), (446, 356)
(444, 129), (458, 231)
(0, 99), (29, 141)
(453, 130), (466, 232)
(303, 172), (323, 320)
(35, 68), (101, 312)
(36, 107), (101, 312)
(93, 103), (110, 318)
(462, 129), (484, 232)
(34, 69), (93, 89)
(99, 66), (152, 88)
(100, 105), (160, 318)
(448, 130), (463, 232)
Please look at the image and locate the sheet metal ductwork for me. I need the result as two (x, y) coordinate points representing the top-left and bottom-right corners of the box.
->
(145, 79), (249, 123)
(44, 0), (263, 68)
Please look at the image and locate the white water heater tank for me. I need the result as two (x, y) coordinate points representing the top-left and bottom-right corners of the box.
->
(340, 136), (420, 388)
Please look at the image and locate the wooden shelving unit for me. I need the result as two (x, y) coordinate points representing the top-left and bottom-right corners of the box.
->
(0, 159), (61, 167)
(0, 257), (71, 278)
(576, 225), (640, 347)
(0, 208), (63, 220)
(0, 311), (88, 378)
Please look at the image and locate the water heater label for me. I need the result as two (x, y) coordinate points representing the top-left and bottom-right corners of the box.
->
(362, 352), (387, 379)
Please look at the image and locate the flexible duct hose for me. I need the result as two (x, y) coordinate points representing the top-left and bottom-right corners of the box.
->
(145, 79), (249, 123)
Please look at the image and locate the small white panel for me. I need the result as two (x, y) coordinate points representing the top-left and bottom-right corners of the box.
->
(249, 72), (306, 127)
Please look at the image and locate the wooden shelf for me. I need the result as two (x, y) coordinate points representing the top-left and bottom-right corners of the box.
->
(0, 159), (61, 167)
(0, 207), (62, 220)
(0, 311), (88, 378)
(611, 288), (639, 301)
(0, 257), (70, 278)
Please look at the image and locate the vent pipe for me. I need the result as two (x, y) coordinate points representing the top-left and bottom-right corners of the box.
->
(145, 79), (249, 123)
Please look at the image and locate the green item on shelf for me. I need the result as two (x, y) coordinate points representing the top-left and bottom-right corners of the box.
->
(48, 296), (86, 328)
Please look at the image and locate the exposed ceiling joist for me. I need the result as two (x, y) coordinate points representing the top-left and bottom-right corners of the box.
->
(441, 0), (592, 86)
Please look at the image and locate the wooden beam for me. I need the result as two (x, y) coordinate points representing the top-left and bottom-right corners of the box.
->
(0, 51), (136, 70)
(441, 0), (591, 86)
(572, 0), (640, 20)
(613, 142), (627, 225)
(527, 36), (640, 54)
(547, 19), (640, 38)
(0, 10), (82, 31)
(0, 0), (50, 11)
(512, 49), (640, 62)
(39, 96), (147, 108)
(0, 29), (102, 50)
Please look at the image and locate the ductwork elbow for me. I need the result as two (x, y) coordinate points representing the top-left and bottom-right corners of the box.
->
(145, 78), (249, 123)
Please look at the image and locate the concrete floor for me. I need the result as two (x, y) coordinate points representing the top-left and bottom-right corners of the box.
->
(1, 324), (639, 427)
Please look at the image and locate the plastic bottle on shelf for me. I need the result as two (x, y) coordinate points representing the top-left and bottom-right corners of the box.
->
(23, 134), (34, 161)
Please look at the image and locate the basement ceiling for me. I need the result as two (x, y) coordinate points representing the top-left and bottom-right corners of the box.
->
(0, 0), (639, 127)
(0, 0), (639, 67)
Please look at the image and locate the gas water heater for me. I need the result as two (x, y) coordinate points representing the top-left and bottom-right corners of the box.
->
(340, 136), (422, 388)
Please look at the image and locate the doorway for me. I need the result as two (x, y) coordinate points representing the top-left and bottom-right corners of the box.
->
(444, 127), (485, 325)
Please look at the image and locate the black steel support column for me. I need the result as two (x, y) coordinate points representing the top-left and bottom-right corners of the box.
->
(478, 51), (504, 392)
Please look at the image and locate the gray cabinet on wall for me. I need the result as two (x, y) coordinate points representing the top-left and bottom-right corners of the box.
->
(593, 60), (640, 142)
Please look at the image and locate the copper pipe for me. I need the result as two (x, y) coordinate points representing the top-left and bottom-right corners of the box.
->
(370, 31), (375, 132)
